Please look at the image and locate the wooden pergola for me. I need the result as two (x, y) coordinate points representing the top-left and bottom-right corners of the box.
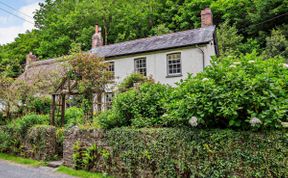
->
(50, 77), (79, 126)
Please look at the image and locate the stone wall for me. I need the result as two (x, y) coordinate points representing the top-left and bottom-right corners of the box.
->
(63, 128), (288, 178)
(63, 127), (107, 167)
(24, 125), (58, 160)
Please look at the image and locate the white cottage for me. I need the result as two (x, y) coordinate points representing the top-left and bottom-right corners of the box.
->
(91, 8), (218, 87)
(19, 8), (218, 111)
(89, 8), (218, 109)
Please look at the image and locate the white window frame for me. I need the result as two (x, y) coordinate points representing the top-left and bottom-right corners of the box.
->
(134, 57), (147, 76)
(167, 52), (182, 77)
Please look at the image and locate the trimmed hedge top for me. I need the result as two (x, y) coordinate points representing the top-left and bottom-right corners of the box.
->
(72, 127), (288, 178)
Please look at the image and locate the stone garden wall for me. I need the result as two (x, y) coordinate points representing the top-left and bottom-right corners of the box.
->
(63, 127), (288, 178)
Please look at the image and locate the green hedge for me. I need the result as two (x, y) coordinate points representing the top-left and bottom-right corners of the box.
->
(97, 54), (288, 129)
(74, 128), (288, 177)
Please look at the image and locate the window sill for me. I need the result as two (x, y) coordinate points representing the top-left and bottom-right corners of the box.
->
(166, 74), (183, 78)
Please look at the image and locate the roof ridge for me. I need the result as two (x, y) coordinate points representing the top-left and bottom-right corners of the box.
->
(94, 25), (215, 50)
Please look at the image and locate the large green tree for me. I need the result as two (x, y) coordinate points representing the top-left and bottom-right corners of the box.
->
(0, 0), (287, 78)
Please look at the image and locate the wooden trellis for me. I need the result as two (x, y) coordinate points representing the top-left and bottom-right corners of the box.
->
(50, 77), (79, 126)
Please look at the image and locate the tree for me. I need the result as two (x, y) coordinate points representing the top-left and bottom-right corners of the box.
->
(68, 52), (113, 120)
(216, 21), (244, 56)
(262, 25), (288, 60)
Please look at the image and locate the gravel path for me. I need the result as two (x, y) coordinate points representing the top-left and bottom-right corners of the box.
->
(0, 160), (75, 178)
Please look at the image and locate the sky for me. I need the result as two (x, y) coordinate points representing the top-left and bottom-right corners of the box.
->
(0, 0), (44, 45)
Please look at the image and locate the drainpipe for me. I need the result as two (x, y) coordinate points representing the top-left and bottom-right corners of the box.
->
(196, 45), (205, 70)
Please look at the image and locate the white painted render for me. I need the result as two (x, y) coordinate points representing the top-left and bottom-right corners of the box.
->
(106, 40), (216, 86)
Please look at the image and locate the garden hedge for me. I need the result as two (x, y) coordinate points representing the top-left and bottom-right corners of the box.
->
(71, 127), (288, 178)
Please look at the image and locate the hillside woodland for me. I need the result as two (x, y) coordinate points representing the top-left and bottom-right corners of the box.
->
(0, 0), (287, 77)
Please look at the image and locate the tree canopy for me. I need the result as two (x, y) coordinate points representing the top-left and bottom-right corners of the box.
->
(0, 0), (287, 77)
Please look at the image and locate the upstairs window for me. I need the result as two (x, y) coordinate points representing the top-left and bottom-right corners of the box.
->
(167, 53), (181, 76)
(134, 57), (147, 76)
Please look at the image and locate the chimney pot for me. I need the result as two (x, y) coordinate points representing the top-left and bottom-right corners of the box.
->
(25, 52), (37, 70)
(201, 8), (213, 28)
(95, 24), (99, 33)
(92, 24), (103, 49)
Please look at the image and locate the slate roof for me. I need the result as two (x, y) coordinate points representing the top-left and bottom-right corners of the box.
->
(91, 25), (216, 58)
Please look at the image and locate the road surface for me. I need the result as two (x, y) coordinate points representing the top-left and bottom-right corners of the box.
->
(0, 160), (74, 178)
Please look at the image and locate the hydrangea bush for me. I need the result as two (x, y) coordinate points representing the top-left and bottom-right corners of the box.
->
(164, 53), (288, 129)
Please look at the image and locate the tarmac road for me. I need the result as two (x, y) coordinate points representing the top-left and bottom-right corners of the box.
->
(0, 160), (74, 178)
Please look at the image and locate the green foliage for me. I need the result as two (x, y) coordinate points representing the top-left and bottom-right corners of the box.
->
(26, 96), (51, 114)
(56, 127), (64, 157)
(0, 127), (11, 152)
(97, 82), (172, 128)
(72, 128), (288, 177)
(216, 21), (244, 55)
(262, 25), (288, 60)
(8, 114), (49, 138)
(1, 0), (287, 77)
(0, 114), (49, 154)
(67, 52), (113, 120)
(165, 53), (288, 129)
(57, 166), (109, 178)
(26, 125), (57, 160)
(117, 73), (152, 93)
(94, 110), (122, 129)
(63, 107), (84, 128)
(0, 153), (45, 167)
(73, 143), (111, 172)
(0, 112), (5, 125)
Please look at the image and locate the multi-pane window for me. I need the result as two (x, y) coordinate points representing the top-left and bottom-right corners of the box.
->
(105, 92), (114, 110)
(107, 61), (115, 75)
(167, 53), (181, 76)
(134, 58), (147, 76)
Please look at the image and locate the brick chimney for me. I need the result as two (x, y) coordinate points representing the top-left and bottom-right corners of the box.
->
(201, 8), (213, 28)
(25, 52), (37, 70)
(92, 24), (103, 49)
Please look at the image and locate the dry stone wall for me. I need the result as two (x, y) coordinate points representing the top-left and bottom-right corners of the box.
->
(63, 127), (107, 167)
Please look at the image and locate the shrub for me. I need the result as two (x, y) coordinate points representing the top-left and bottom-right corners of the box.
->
(8, 114), (49, 138)
(97, 82), (172, 128)
(94, 110), (123, 129)
(164, 53), (288, 129)
(117, 73), (153, 93)
(27, 96), (51, 114)
(64, 107), (84, 128)
(26, 125), (57, 160)
(71, 127), (288, 178)
(0, 112), (5, 125)
(0, 127), (11, 152)
(56, 127), (64, 157)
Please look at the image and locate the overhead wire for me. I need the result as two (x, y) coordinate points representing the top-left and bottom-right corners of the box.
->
(238, 12), (288, 32)
(0, 0), (34, 20)
(0, 6), (34, 25)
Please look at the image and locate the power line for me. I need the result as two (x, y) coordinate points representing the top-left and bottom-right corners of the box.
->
(0, 6), (34, 24)
(238, 12), (288, 32)
(0, 0), (34, 20)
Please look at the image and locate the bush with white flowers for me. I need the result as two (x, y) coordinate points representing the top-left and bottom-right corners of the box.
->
(164, 53), (288, 129)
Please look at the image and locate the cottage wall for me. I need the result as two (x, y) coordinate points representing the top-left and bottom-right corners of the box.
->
(106, 41), (216, 86)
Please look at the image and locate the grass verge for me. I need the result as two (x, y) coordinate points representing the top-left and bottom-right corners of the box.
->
(57, 166), (110, 178)
(0, 153), (45, 167)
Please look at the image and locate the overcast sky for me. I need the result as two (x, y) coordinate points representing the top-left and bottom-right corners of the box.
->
(0, 0), (44, 45)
